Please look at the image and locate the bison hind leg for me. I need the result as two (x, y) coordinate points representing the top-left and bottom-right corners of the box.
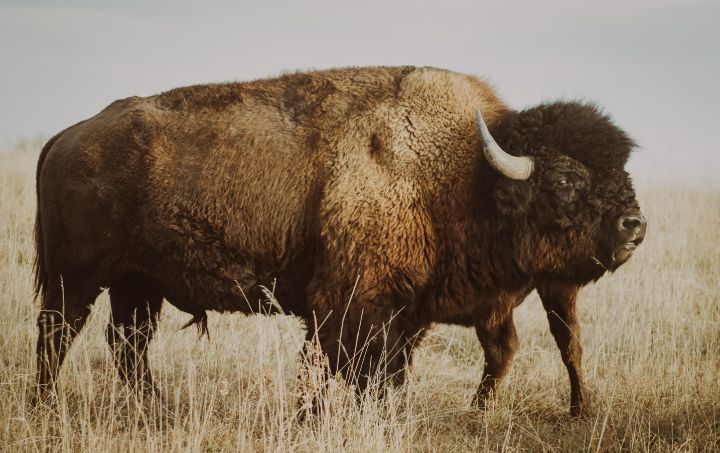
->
(106, 272), (163, 397)
(35, 273), (101, 403)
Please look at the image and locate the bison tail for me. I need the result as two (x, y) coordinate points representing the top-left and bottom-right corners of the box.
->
(33, 133), (62, 302)
(33, 202), (45, 301)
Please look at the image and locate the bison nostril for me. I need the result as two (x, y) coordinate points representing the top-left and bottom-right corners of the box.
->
(623, 218), (641, 230)
(618, 212), (647, 233)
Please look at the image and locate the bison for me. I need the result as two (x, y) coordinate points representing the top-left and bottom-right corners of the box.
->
(34, 66), (646, 416)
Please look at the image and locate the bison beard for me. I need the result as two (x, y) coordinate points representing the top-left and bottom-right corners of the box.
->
(32, 66), (646, 417)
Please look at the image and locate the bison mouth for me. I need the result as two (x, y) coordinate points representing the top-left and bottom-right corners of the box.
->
(591, 212), (647, 273)
(591, 238), (642, 272)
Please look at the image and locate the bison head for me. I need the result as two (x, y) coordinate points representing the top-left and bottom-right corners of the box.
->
(477, 101), (647, 282)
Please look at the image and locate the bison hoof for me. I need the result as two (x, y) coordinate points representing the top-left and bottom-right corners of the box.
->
(471, 388), (494, 410)
(570, 403), (590, 419)
(30, 384), (58, 408)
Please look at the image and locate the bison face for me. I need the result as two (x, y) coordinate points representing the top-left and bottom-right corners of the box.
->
(478, 101), (647, 282)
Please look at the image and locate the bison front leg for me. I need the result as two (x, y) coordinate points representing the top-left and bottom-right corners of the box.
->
(318, 306), (409, 394)
(537, 281), (585, 417)
(472, 312), (519, 409)
(301, 282), (417, 417)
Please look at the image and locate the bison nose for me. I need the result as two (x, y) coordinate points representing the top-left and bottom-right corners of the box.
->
(618, 212), (647, 244)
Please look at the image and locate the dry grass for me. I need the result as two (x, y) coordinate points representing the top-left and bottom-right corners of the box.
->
(1, 146), (718, 452)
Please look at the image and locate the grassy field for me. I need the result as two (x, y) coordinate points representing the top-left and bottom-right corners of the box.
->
(1, 146), (718, 452)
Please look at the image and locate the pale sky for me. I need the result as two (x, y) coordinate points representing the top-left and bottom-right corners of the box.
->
(1, 0), (718, 185)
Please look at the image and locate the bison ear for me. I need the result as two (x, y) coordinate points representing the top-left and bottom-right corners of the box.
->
(493, 179), (531, 218)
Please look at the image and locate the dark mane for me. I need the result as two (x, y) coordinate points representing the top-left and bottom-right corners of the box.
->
(495, 101), (636, 174)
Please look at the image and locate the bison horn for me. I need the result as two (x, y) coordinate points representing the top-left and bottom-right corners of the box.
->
(475, 108), (533, 180)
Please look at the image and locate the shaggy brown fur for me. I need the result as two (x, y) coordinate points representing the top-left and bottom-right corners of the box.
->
(33, 66), (645, 416)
